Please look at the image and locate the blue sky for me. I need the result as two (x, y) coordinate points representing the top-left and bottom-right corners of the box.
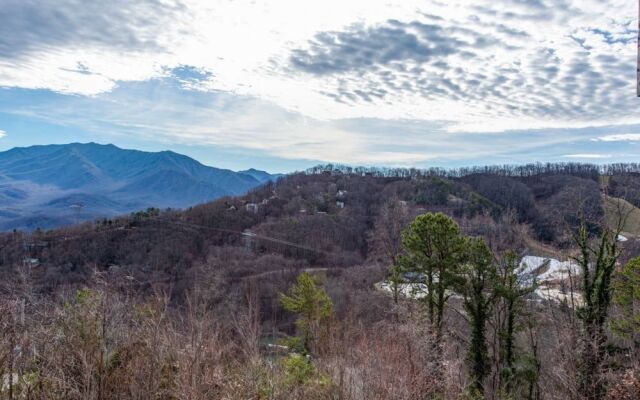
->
(0, 0), (639, 173)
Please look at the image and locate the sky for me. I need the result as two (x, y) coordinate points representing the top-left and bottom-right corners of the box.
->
(0, 0), (639, 173)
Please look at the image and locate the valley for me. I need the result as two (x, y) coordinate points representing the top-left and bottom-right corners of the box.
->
(1, 162), (639, 399)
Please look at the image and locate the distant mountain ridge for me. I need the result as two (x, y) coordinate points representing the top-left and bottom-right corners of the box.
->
(0, 143), (281, 230)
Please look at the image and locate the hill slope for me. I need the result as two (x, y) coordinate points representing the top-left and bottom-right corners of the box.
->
(0, 143), (278, 230)
(604, 196), (640, 237)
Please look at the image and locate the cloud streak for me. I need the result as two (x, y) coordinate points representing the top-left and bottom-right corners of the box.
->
(563, 154), (612, 159)
(0, 0), (189, 95)
(0, 0), (183, 59)
(593, 133), (640, 142)
(4, 80), (640, 168)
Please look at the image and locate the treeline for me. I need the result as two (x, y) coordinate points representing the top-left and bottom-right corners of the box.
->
(303, 162), (635, 180)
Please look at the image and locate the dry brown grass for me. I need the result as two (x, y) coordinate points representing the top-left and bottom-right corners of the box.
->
(603, 196), (640, 237)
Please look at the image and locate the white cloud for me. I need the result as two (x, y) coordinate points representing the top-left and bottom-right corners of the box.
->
(593, 133), (640, 142)
(0, 129), (6, 138)
(563, 153), (612, 159)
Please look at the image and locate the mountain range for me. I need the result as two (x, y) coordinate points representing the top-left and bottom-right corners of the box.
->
(0, 143), (280, 230)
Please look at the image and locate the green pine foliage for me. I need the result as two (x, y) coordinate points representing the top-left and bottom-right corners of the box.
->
(400, 212), (465, 336)
(457, 237), (497, 395)
(611, 257), (640, 347)
(279, 272), (333, 354)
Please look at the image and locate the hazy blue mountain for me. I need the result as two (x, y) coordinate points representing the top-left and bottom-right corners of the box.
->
(239, 168), (284, 183)
(0, 143), (279, 230)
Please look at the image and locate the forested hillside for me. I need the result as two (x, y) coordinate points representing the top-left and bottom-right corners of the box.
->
(1, 162), (639, 399)
(0, 143), (280, 230)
